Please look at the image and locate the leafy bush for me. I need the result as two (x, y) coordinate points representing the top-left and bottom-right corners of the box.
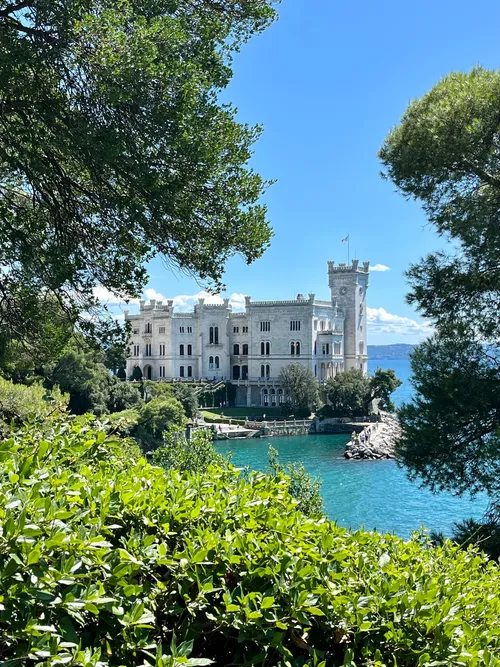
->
(316, 404), (335, 420)
(202, 411), (246, 426)
(136, 397), (186, 450)
(267, 445), (323, 518)
(107, 380), (141, 413)
(0, 376), (68, 425)
(153, 426), (227, 474)
(1, 418), (500, 666)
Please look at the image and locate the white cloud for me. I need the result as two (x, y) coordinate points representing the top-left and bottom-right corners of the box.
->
(92, 286), (139, 305)
(171, 290), (247, 312)
(367, 307), (433, 336)
(144, 288), (166, 302)
(370, 264), (390, 272)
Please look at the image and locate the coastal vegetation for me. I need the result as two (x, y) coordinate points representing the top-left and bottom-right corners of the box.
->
(278, 363), (320, 418)
(1, 416), (500, 666)
(322, 368), (401, 418)
(380, 67), (500, 557)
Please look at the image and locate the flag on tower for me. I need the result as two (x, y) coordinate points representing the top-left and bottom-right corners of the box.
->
(341, 235), (349, 243)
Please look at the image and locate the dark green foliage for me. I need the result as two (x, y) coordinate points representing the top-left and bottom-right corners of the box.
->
(380, 68), (500, 527)
(452, 518), (500, 562)
(136, 397), (186, 450)
(48, 346), (112, 416)
(131, 366), (143, 381)
(154, 426), (226, 474)
(316, 404), (335, 419)
(116, 367), (127, 381)
(279, 363), (319, 417)
(0, 0), (276, 348)
(1, 418), (500, 666)
(267, 446), (323, 518)
(325, 370), (368, 418)
(107, 381), (141, 413)
(325, 369), (402, 418)
(144, 381), (199, 419)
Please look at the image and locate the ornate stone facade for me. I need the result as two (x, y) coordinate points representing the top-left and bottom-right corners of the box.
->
(125, 260), (369, 407)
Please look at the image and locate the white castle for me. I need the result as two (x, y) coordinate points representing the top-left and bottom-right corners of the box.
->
(125, 260), (369, 407)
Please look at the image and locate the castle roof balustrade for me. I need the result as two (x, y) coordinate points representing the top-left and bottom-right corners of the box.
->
(327, 259), (370, 273)
(248, 299), (314, 307)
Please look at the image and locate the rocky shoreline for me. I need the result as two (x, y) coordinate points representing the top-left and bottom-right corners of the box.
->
(344, 412), (401, 460)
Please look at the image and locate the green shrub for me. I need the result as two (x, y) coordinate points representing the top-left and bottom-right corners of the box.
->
(1, 418), (500, 666)
(267, 445), (323, 518)
(0, 376), (68, 425)
(202, 412), (246, 426)
(316, 404), (336, 420)
(153, 426), (227, 474)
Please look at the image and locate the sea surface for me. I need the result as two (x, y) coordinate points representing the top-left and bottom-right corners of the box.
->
(217, 359), (488, 537)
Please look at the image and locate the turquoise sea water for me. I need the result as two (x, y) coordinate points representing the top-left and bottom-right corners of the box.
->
(217, 359), (488, 537)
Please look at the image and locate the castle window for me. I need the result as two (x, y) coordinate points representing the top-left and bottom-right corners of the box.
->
(133, 344), (140, 356)
(180, 366), (184, 378)
(159, 344), (166, 356)
(296, 341), (301, 356)
(260, 321), (270, 333)
(314, 364), (317, 377)
(271, 388), (276, 406)
(215, 356), (220, 369)
(314, 340), (317, 355)
(209, 356), (214, 369)
(187, 366), (192, 378)
(242, 365), (248, 380)
(187, 326), (192, 333)
(242, 343), (248, 355)
(278, 388), (284, 404)
(233, 344), (240, 355)
(320, 320), (325, 331)
(261, 342), (265, 356)
(159, 326), (165, 334)
(260, 364), (265, 378)
(145, 322), (152, 334)
(209, 326), (214, 344)
(290, 342), (295, 356)
(187, 344), (192, 356)
(232, 365), (240, 380)
(334, 342), (341, 355)
(290, 320), (301, 332)
(179, 344), (184, 356)
(159, 366), (166, 378)
(145, 343), (152, 357)
(214, 326), (219, 344)
(233, 326), (239, 334)
(266, 342), (270, 356)
(243, 326), (248, 333)
(179, 326), (185, 333)
(322, 343), (329, 355)
(266, 364), (271, 378)
(133, 328), (139, 335)
(262, 388), (269, 406)
(359, 341), (364, 355)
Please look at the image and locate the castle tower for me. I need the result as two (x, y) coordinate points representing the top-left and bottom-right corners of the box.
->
(328, 260), (370, 373)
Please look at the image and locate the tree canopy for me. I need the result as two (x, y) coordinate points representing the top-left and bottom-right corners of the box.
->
(324, 368), (401, 418)
(278, 363), (319, 418)
(0, 0), (278, 348)
(379, 67), (500, 531)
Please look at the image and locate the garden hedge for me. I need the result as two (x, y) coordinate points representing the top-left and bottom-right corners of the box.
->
(1, 418), (500, 666)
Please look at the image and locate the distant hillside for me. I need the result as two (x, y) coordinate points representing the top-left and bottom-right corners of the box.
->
(368, 344), (414, 360)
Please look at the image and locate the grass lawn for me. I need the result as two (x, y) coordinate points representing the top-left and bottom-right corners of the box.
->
(201, 407), (281, 418)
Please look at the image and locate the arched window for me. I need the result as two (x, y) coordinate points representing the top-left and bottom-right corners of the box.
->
(233, 343), (240, 355)
(296, 341), (301, 356)
(290, 342), (295, 356)
(262, 388), (269, 406)
(232, 365), (240, 380)
(261, 342), (265, 356)
(180, 366), (185, 377)
(209, 327), (214, 344)
(320, 320), (324, 331)
(320, 363), (325, 380)
(209, 356), (214, 369)
(145, 322), (151, 333)
(187, 344), (192, 356)
(270, 388), (276, 406)
(180, 344), (184, 356)
(187, 366), (192, 377)
(266, 364), (270, 378)
(314, 364), (317, 377)
(314, 340), (317, 355)
(215, 356), (220, 369)
(242, 343), (248, 355)
(242, 365), (248, 380)
(260, 364), (265, 378)
(278, 389), (284, 404)
(266, 342), (270, 356)
(214, 326), (219, 344)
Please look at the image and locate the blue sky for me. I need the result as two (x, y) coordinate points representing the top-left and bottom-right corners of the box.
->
(103, 0), (500, 344)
